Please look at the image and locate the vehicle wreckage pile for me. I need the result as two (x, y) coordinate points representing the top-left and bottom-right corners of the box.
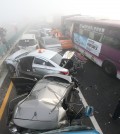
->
(6, 50), (100, 134)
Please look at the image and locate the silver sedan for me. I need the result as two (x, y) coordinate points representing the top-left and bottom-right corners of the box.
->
(5, 49), (69, 78)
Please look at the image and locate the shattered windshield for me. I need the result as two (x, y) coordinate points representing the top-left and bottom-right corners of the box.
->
(50, 53), (62, 65)
(30, 80), (69, 103)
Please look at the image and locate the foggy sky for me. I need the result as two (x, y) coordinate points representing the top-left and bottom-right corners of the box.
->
(0, 0), (120, 25)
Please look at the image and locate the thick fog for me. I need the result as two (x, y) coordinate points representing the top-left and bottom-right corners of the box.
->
(0, 0), (120, 39)
(0, 0), (120, 24)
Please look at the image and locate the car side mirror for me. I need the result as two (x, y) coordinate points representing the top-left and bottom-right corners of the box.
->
(84, 106), (94, 117)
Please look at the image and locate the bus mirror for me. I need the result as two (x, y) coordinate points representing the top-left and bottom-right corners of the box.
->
(85, 106), (94, 117)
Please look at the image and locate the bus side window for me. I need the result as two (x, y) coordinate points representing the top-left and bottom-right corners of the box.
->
(102, 35), (114, 45)
(74, 23), (79, 33)
(83, 30), (89, 38)
(89, 31), (103, 43)
(102, 35), (120, 49)
(89, 31), (94, 40)
(112, 38), (120, 49)
(99, 34), (104, 43)
(94, 32), (102, 42)
(79, 29), (84, 35)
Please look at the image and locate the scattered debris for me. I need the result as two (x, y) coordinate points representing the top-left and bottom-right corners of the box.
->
(104, 122), (111, 125)
(94, 85), (98, 90)
(108, 104), (111, 107)
(95, 111), (99, 114)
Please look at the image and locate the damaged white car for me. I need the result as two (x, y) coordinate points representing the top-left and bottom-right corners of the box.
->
(5, 49), (69, 78)
(7, 74), (96, 134)
(5, 49), (86, 79)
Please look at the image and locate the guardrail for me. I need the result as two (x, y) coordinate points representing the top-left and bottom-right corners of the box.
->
(0, 26), (27, 73)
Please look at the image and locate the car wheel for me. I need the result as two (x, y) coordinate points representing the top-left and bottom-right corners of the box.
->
(7, 64), (15, 74)
(102, 61), (117, 76)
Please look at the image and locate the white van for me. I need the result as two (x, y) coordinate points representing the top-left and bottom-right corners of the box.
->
(18, 34), (39, 51)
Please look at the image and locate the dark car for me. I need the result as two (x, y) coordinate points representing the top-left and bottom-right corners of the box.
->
(39, 37), (62, 52)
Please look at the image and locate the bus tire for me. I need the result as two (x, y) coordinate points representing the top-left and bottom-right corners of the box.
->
(102, 61), (117, 76)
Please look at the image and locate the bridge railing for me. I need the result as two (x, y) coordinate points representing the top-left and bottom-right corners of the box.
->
(0, 26), (27, 73)
(0, 27), (25, 59)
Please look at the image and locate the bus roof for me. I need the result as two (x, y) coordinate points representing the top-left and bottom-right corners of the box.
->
(66, 16), (120, 28)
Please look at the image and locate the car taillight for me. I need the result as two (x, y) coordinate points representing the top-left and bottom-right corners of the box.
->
(60, 71), (69, 75)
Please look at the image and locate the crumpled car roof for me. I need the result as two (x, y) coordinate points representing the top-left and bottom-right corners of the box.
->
(13, 79), (71, 130)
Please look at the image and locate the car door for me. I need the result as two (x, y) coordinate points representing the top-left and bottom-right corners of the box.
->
(11, 77), (37, 94)
(44, 60), (60, 74)
(32, 58), (48, 77)
(18, 56), (34, 78)
(32, 57), (59, 77)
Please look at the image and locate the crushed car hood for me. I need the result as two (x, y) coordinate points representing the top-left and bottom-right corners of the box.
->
(13, 79), (71, 130)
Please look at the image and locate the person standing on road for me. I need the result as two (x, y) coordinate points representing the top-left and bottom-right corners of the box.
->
(110, 99), (120, 120)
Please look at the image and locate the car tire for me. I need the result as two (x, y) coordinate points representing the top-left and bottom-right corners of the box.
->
(7, 64), (15, 74)
(102, 61), (117, 76)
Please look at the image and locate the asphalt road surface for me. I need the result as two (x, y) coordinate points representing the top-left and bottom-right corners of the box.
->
(0, 74), (16, 134)
(76, 60), (120, 134)
(0, 55), (120, 134)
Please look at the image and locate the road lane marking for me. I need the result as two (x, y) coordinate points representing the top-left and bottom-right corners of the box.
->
(78, 88), (103, 134)
(0, 82), (13, 120)
(0, 28), (29, 120)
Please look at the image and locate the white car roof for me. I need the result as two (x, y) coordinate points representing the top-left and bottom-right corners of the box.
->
(26, 30), (39, 34)
(27, 49), (58, 59)
(21, 34), (35, 40)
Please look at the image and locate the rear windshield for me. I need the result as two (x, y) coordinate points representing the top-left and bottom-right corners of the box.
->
(27, 31), (39, 37)
(19, 39), (36, 46)
(45, 38), (60, 45)
(50, 53), (62, 65)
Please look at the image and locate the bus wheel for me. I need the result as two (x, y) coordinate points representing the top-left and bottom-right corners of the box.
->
(102, 61), (117, 76)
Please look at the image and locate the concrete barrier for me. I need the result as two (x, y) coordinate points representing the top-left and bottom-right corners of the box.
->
(0, 26), (28, 73)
